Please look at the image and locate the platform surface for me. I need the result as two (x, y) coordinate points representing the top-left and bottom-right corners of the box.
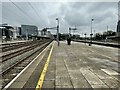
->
(7, 41), (120, 90)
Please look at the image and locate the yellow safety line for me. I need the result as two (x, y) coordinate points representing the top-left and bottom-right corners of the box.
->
(36, 42), (54, 90)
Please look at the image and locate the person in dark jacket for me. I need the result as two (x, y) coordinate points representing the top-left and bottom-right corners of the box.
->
(67, 37), (71, 45)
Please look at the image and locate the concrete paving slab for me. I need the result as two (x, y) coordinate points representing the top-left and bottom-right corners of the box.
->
(112, 75), (120, 82)
(8, 81), (26, 88)
(56, 66), (67, 71)
(66, 64), (80, 70)
(55, 76), (72, 86)
(44, 71), (55, 80)
(71, 79), (91, 88)
(80, 68), (105, 85)
(68, 70), (85, 80)
(42, 80), (55, 88)
(91, 84), (109, 88)
(14, 73), (30, 82)
(55, 85), (73, 88)
(103, 78), (120, 88)
(91, 70), (113, 80)
(101, 69), (120, 76)
(56, 70), (69, 77)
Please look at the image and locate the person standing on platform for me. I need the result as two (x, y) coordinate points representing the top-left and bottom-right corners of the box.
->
(67, 37), (71, 45)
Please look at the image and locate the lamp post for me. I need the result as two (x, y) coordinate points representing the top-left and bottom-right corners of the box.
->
(84, 33), (87, 44)
(90, 19), (94, 46)
(26, 29), (28, 40)
(93, 30), (95, 40)
(106, 25), (108, 40)
(69, 27), (71, 37)
(56, 18), (59, 46)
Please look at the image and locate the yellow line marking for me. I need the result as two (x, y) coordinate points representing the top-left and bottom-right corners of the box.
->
(36, 42), (54, 90)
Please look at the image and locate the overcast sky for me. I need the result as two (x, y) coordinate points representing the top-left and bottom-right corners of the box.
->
(1, 1), (119, 36)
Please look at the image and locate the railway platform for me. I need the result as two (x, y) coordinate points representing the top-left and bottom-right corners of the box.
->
(3, 41), (120, 90)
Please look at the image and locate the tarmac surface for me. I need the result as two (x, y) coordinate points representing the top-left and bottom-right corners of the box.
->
(7, 41), (120, 90)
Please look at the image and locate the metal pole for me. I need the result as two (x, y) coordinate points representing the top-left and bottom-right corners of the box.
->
(84, 33), (86, 45)
(90, 19), (94, 46)
(56, 18), (59, 46)
(69, 28), (71, 37)
(106, 25), (108, 39)
(94, 30), (95, 40)
(91, 19), (92, 45)
(26, 29), (28, 40)
(82, 32), (83, 37)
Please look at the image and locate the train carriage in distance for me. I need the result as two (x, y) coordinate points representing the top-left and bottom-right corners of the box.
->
(0, 25), (14, 41)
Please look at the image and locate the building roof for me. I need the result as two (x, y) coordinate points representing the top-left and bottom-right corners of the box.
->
(2, 25), (14, 29)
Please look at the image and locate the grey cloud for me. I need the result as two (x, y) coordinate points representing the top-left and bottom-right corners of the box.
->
(64, 11), (89, 26)
(87, 2), (117, 12)
(59, 2), (117, 34)
(2, 2), (118, 35)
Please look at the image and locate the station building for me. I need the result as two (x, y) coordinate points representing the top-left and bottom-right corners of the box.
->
(21, 25), (38, 39)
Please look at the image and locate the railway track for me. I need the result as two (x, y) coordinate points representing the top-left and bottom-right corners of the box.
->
(1, 40), (40, 52)
(1, 40), (52, 89)
(2, 41), (46, 62)
(1, 40), (50, 71)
